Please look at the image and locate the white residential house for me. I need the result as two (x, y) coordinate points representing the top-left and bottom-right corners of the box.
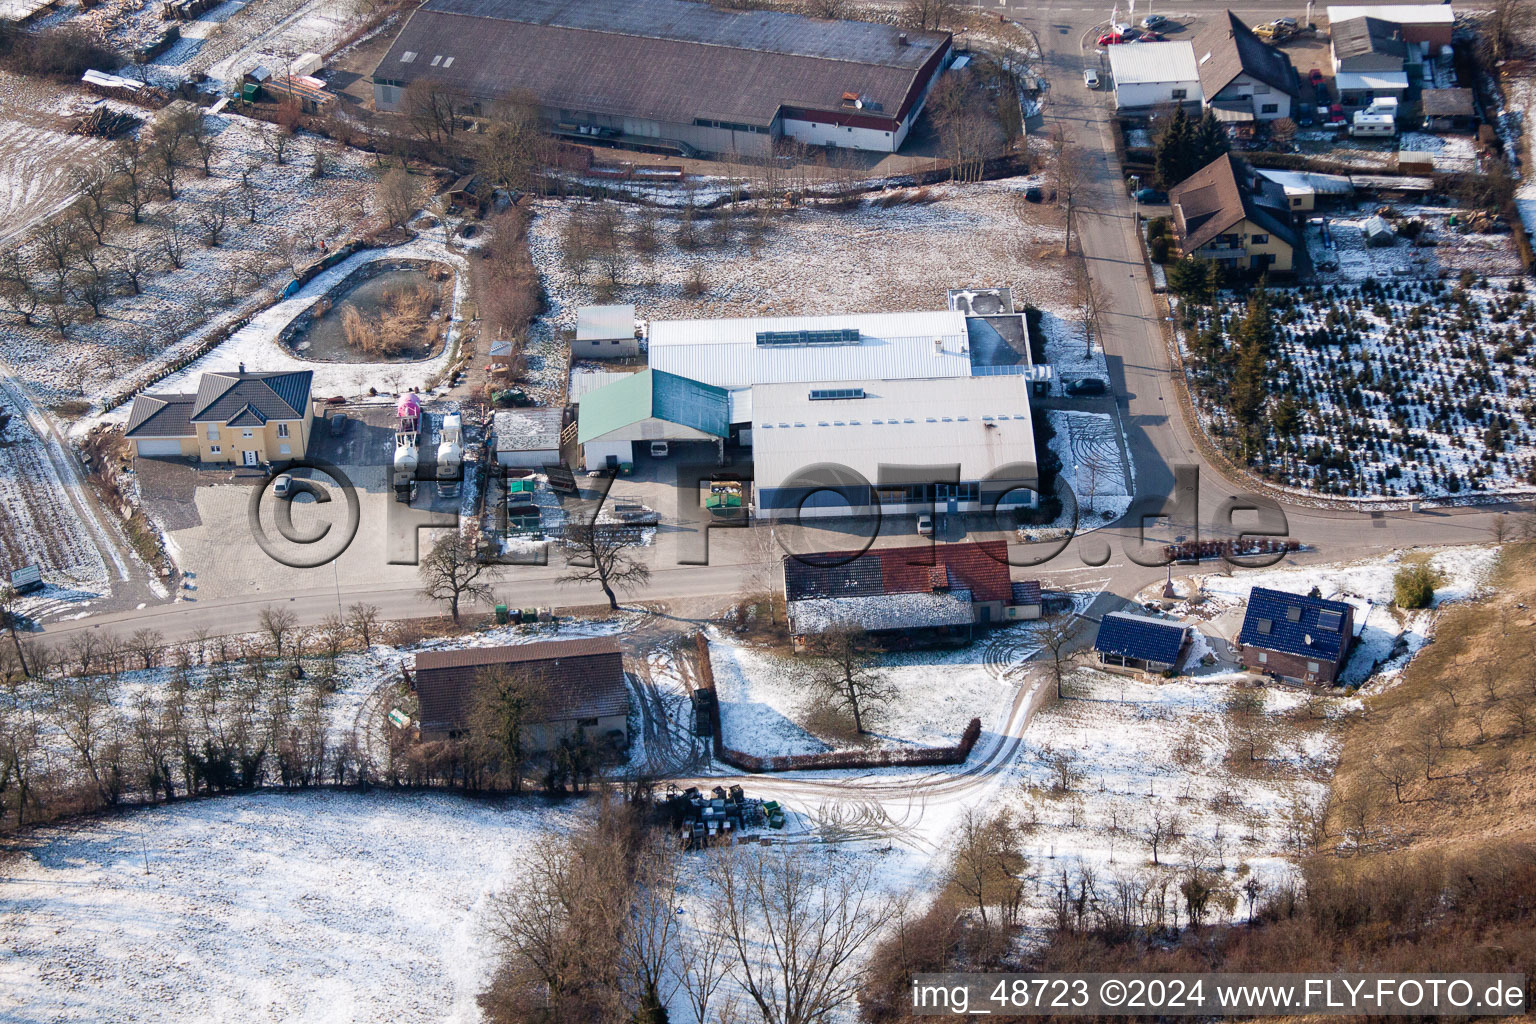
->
(1194, 11), (1299, 124)
(1108, 42), (1203, 110)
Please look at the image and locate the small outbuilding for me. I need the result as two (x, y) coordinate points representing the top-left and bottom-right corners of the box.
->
(1094, 612), (1190, 673)
(495, 408), (565, 468)
(573, 304), (639, 359)
(1420, 88), (1476, 132)
(1363, 214), (1396, 246)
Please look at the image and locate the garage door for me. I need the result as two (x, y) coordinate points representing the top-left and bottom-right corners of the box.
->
(135, 439), (183, 456)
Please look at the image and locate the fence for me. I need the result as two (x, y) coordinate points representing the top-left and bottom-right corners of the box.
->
(694, 633), (986, 774)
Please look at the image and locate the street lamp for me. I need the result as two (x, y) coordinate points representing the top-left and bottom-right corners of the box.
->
(1129, 173), (1141, 219)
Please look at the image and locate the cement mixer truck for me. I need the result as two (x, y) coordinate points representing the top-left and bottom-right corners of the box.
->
(437, 412), (463, 498)
(393, 393), (421, 503)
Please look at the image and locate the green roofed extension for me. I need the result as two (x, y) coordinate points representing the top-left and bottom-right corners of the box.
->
(577, 370), (730, 444)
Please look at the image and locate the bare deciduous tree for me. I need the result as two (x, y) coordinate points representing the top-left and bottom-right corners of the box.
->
(258, 605), (299, 659)
(346, 602), (381, 647)
(809, 627), (892, 734)
(950, 807), (1027, 926)
(558, 519), (651, 611)
(711, 843), (897, 1024)
(419, 533), (501, 621)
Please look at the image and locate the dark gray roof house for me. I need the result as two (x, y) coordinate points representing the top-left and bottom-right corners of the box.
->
(190, 369), (313, 424)
(370, 0), (951, 157)
(1193, 11), (1298, 98)
(1238, 587), (1355, 683)
(1169, 153), (1299, 255)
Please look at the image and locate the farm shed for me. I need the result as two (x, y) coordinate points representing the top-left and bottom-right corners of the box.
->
(576, 369), (729, 470)
(1420, 88), (1475, 132)
(1362, 214), (1396, 246)
(1238, 587), (1355, 684)
(494, 408), (565, 468)
(574, 304), (639, 359)
(1093, 612), (1190, 673)
(371, 0), (952, 156)
(408, 638), (629, 750)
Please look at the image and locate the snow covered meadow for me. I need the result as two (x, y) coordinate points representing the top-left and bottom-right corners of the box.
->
(0, 790), (576, 1024)
(1191, 277), (1536, 498)
(0, 112), (382, 409)
(521, 176), (1072, 403)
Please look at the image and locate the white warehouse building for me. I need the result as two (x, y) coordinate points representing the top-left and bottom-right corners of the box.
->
(1108, 42), (1203, 110)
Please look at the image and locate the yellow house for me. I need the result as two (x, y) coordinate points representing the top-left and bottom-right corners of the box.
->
(125, 367), (316, 466)
(1169, 153), (1298, 274)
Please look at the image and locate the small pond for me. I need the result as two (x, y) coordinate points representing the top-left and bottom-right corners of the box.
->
(286, 266), (450, 364)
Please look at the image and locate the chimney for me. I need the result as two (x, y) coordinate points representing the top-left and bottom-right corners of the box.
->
(238, 361), (246, 374)
(933, 336), (945, 354)
(898, 32), (908, 45)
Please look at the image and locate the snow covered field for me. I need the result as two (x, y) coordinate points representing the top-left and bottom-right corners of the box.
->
(999, 666), (1346, 910)
(1305, 206), (1523, 282)
(523, 176), (1071, 404)
(1049, 410), (1132, 525)
(707, 623), (1041, 756)
(0, 791), (574, 1024)
(1193, 278), (1536, 498)
(0, 113), (381, 409)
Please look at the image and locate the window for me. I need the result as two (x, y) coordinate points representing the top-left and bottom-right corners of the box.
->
(242, 430), (254, 438)
(1261, 102), (1279, 114)
(1171, 88), (1187, 99)
(1292, 197), (1303, 206)
(1307, 661), (1321, 674)
(1257, 651), (1268, 663)
(207, 426), (219, 440)
(578, 717), (599, 728)
(1257, 618), (1273, 635)
(1252, 83), (1270, 94)
(1251, 233), (1269, 245)
(209, 444), (221, 454)
(277, 423), (290, 438)
(279, 444), (291, 455)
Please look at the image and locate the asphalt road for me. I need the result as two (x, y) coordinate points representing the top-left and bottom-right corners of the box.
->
(34, 0), (1524, 646)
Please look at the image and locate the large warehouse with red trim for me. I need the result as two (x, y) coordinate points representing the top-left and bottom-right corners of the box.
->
(372, 0), (952, 156)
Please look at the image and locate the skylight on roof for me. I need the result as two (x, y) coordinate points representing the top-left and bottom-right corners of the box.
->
(401, 50), (417, 62)
(1318, 609), (1344, 631)
(1257, 618), (1273, 634)
(1286, 605), (1302, 622)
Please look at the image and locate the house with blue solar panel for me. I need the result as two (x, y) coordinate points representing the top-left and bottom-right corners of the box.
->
(1093, 611), (1191, 674)
(1237, 587), (1355, 684)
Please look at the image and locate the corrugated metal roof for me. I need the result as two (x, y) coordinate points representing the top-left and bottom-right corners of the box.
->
(577, 369), (729, 443)
(375, 0), (949, 129)
(1238, 587), (1353, 663)
(1335, 69), (1409, 90)
(751, 376), (1037, 492)
(648, 310), (972, 388)
(1094, 612), (1189, 664)
(495, 408), (563, 451)
(576, 304), (636, 341)
(1108, 41), (1200, 85)
(570, 371), (638, 403)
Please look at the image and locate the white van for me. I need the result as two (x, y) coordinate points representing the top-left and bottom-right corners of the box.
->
(1083, 68), (1100, 89)
(650, 441), (670, 457)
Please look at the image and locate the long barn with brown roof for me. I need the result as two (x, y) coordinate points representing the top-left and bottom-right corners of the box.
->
(371, 0), (951, 157)
(409, 637), (630, 749)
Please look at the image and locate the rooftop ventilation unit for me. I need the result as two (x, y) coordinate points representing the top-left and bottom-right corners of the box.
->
(809, 388), (866, 401)
(755, 328), (860, 347)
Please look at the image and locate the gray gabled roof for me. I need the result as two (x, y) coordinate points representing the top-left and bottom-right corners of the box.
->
(1331, 16), (1407, 62)
(124, 392), (197, 438)
(374, 0), (950, 129)
(190, 370), (313, 424)
(1193, 11), (1297, 96)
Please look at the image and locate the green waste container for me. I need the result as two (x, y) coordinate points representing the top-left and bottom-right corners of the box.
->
(495, 604), (509, 624)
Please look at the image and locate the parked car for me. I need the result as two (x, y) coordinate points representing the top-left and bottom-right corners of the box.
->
(1133, 187), (1168, 203)
(1326, 103), (1347, 124)
(1315, 82), (1329, 103)
(1065, 377), (1109, 396)
(273, 473), (294, 498)
(1141, 13), (1167, 28)
(650, 441), (670, 458)
(1096, 31), (1124, 45)
(1309, 67), (1325, 86)
(1273, 16), (1298, 27)
(1083, 68), (1100, 88)
(916, 514), (934, 536)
